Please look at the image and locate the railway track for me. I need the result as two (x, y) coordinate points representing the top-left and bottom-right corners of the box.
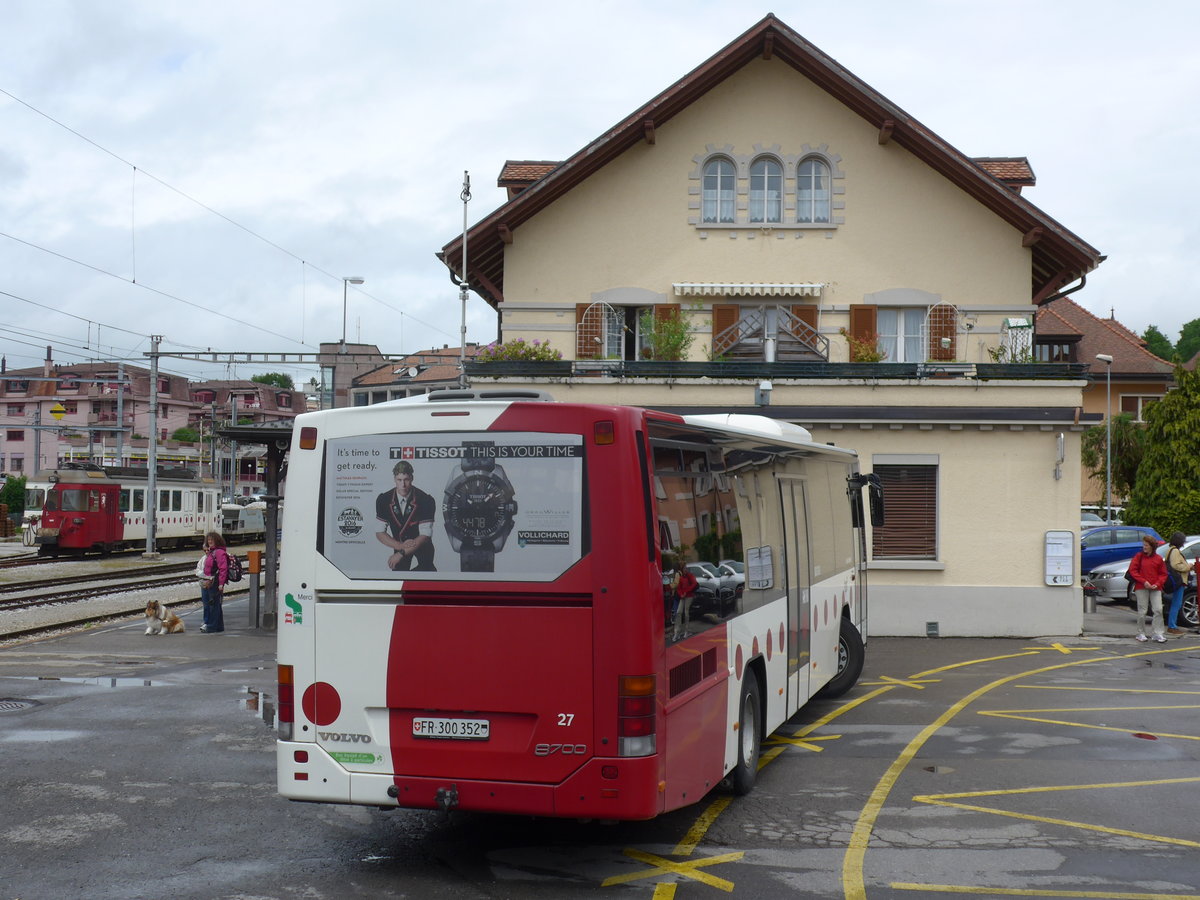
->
(0, 566), (199, 613)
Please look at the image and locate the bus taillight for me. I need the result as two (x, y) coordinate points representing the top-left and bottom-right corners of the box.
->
(299, 427), (318, 450)
(617, 674), (656, 757)
(278, 664), (295, 740)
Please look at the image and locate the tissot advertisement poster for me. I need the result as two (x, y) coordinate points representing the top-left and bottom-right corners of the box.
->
(322, 432), (584, 581)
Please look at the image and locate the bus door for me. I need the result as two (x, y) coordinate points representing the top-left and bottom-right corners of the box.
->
(778, 477), (811, 706)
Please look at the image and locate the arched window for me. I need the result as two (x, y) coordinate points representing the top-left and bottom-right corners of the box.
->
(701, 157), (736, 224)
(748, 157), (782, 224)
(797, 157), (831, 224)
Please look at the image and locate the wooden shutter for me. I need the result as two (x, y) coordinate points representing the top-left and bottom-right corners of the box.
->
(654, 303), (682, 324)
(848, 305), (877, 362)
(790, 305), (818, 329)
(871, 464), (936, 559)
(711, 304), (739, 356)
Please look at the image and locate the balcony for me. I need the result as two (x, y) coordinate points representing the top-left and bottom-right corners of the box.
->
(464, 360), (1089, 381)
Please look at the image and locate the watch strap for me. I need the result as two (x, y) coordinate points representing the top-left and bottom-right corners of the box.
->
(461, 548), (494, 572)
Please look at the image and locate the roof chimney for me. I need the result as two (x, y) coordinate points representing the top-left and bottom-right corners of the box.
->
(44, 346), (53, 378)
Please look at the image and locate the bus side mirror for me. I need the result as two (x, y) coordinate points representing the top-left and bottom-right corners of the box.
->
(868, 478), (884, 528)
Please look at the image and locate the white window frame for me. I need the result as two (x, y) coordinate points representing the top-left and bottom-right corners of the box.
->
(797, 157), (831, 224)
(876, 307), (926, 363)
(748, 156), (783, 224)
(701, 157), (736, 224)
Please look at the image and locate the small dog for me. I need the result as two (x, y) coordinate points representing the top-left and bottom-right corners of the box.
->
(145, 599), (186, 635)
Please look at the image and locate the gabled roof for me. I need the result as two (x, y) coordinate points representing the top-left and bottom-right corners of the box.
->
(441, 14), (1102, 310)
(353, 345), (480, 388)
(1035, 298), (1174, 378)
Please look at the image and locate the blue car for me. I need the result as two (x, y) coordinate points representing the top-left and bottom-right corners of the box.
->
(1080, 525), (1163, 571)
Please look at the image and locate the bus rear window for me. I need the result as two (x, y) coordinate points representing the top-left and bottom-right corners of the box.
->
(320, 431), (585, 582)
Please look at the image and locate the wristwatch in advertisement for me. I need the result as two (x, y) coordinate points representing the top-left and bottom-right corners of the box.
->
(442, 445), (518, 572)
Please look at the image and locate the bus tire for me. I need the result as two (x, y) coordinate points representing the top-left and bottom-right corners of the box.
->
(731, 672), (762, 796)
(817, 616), (865, 700)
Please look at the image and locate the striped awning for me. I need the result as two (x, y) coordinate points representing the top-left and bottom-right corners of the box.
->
(672, 282), (824, 297)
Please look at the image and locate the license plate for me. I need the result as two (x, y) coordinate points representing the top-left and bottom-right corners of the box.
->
(412, 717), (490, 740)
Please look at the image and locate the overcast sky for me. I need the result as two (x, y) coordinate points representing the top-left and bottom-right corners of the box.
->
(2, 0), (1197, 385)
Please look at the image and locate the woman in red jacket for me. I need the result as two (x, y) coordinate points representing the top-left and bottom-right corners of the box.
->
(1127, 535), (1167, 643)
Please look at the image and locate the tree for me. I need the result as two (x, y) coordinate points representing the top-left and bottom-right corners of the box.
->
(0, 474), (25, 517)
(1080, 413), (1145, 503)
(1141, 325), (1174, 362)
(1175, 318), (1200, 366)
(171, 427), (200, 442)
(252, 372), (294, 390)
(1124, 365), (1200, 535)
(639, 305), (699, 361)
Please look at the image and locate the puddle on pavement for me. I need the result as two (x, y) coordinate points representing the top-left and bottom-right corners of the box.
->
(241, 686), (277, 729)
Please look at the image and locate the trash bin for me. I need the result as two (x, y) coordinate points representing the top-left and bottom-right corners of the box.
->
(1083, 593), (1097, 614)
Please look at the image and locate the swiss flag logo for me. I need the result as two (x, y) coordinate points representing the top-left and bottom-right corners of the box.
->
(401, 446), (415, 459)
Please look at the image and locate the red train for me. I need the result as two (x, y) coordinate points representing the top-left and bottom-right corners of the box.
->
(22, 465), (223, 556)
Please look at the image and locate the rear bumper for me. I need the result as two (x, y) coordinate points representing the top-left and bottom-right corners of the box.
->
(278, 741), (663, 819)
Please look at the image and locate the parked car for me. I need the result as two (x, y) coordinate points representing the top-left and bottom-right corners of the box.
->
(1080, 512), (1106, 531)
(1083, 536), (1200, 627)
(716, 562), (745, 597)
(1079, 525), (1162, 572)
(1081, 505), (1124, 526)
(686, 562), (737, 616)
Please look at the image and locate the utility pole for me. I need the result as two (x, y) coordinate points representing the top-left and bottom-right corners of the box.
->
(459, 171), (471, 387)
(144, 335), (161, 559)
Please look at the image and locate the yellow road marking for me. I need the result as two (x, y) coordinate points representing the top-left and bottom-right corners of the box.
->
(892, 883), (1200, 898)
(1018, 684), (1200, 695)
(673, 796), (731, 856)
(600, 848), (744, 890)
(841, 645), (1196, 900)
(913, 777), (1200, 848)
(764, 732), (841, 752)
(978, 705), (1200, 740)
(652, 884), (678, 899)
(909, 650), (1043, 677)
(859, 674), (941, 689)
(1024, 642), (1100, 654)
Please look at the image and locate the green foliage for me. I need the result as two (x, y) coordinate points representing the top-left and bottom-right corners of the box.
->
(839, 328), (886, 363)
(1141, 325), (1175, 362)
(1, 474), (26, 517)
(694, 527), (721, 564)
(1176, 318), (1200, 365)
(1080, 413), (1145, 502)
(171, 427), (200, 442)
(475, 339), (563, 362)
(639, 306), (698, 361)
(252, 372), (295, 389)
(718, 528), (741, 560)
(985, 344), (1034, 364)
(1125, 365), (1200, 534)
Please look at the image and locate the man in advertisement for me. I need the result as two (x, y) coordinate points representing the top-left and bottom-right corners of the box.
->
(375, 460), (436, 571)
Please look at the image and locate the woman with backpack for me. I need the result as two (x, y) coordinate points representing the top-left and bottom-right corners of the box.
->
(199, 531), (230, 634)
(1164, 531), (1193, 636)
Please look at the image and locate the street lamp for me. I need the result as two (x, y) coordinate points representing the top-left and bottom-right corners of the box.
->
(341, 276), (365, 345)
(1096, 353), (1113, 522)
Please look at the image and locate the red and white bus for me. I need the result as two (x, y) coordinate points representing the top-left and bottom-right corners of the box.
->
(276, 390), (882, 819)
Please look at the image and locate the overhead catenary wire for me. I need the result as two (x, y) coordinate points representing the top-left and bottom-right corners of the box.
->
(0, 86), (457, 345)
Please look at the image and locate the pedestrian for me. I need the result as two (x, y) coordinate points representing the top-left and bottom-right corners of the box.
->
(1127, 534), (1168, 643)
(199, 531), (229, 633)
(1164, 531), (1192, 636)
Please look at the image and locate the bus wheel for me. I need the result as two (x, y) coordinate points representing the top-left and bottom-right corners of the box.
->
(731, 673), (762, 796)
(817, 617), (865, 700)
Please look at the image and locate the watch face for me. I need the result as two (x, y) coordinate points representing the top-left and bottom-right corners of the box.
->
(444, 474), (514, 542)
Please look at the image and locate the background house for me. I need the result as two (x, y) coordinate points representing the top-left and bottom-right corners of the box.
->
(1035, 297), (1175, 506)
(439, 14), (1108, 638)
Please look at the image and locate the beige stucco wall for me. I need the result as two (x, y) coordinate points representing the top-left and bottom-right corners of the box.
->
(468, 374), (1087, 637)
(499, 57), (1033, 362)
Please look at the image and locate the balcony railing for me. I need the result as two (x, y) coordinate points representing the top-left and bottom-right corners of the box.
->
(465, 360), (1089, 380)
